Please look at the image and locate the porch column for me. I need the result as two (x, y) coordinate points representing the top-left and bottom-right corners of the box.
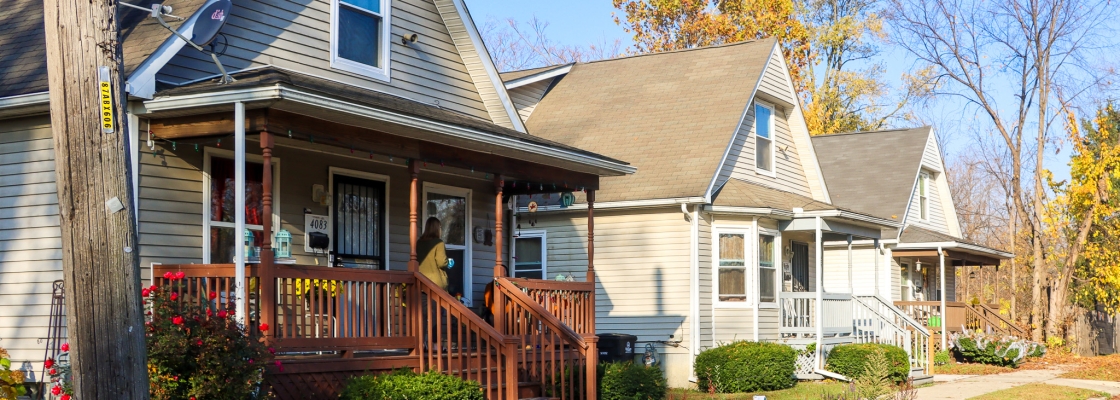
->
(408, 160), (420, 271)
(939, 246), (946, 349)
(587, 190), (595, 284)
(874, 239), (880, 297)
(234, 101), (247, 322)
(847, 235), (853, 294)
(815, 217), (823, 368)
(494, 175), (505, 277)
(259, 131), (275, 338)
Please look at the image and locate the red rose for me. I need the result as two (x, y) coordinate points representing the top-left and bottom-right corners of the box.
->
(175, 271), (186, 280)
(274, 360), (282, 366)
(51, 385), (61, 395)
(197, 340), (203, 346)
(44, 358), (53, 368)
(172, 316), (184, 325)
(259, 323), (269, 332)
(206, 309), (213, 317)
(228, 308), (235, 316)
(49, 368), (56, 375)
(61, 395), (71, 400)
(170, 292), (178, 301)
(217, 311), (227, 319)
(142, 288), (150, 297)
(268, 347), (275, 354)
(60, 343), (69, 352)
(163, 271), (174, 280)
(208, 291), (217, 300)
(149, 284), (157, 292)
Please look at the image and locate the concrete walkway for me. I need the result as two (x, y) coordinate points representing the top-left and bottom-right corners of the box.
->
(913, 368), (1120, 399)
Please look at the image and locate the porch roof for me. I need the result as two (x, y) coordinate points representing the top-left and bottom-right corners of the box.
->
(139, 68), (634, 181)
(893, 225), (1012, 264)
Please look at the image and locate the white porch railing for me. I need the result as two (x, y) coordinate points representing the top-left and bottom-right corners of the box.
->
(853, 295), (930, 371)
(779, 292), (853, 337)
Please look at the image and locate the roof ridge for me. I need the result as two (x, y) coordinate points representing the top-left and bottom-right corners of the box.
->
(812, 126), (931, 139)
(579, 38), (771, 66)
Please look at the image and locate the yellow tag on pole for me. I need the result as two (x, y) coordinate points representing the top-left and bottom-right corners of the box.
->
(98, 66), (114, 134)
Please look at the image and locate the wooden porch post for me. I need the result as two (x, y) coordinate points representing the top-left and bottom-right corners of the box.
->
(586, 189), (598, 400)
(259, 131), (275, 340)
(409, 160), (420, 272)
(587, 190), (595, 284)
(494, 175), (505, 277)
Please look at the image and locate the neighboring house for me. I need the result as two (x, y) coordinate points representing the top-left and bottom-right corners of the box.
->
(0, 0), (633, 398)
(812, 128), (1019, 349)
(501, 40), (928, 386)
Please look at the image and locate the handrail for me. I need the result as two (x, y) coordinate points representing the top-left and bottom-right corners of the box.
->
(504, 277), (596, 335)
(857, 295), (930, 336)
(974, 304), (1026, 336)
(415, 273), (507, 340)
(496, 278), (588, 350)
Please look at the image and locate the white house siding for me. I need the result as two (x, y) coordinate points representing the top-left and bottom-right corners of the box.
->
(905, 169), (951, 236)
(507, 79), (552, 122)
(697, 216), (714, 351)
(433, 0), (519, 130)
(136, 139), (507, 303)
(889, 249), (902, 301)
(156, 0), (492, 121)
(0, 116), (63, 382)
(715, 100), (812, 198)
(756, 48), (796, 106)
(822, 245), (888, 296)
(713, 308), (755, 344)
(530, 207), (694, 387)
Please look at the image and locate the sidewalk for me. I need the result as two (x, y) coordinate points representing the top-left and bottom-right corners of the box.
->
(916, 368), (1120, 399)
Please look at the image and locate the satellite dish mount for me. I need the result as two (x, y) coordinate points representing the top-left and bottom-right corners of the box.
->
(123, 0), (235, 84)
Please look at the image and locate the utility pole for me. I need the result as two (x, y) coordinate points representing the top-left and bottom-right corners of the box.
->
(42, 0), (148, 398)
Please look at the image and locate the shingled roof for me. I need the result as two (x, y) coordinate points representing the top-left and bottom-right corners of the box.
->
(713, 178), (835, 211)
(811, 127), (932, 221)
(521, 39), (777, 203)
(900, 225), (1010, 255)
(0, 0), (203, 98)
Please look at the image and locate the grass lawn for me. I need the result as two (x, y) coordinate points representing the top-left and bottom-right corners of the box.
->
(968, 383), (1109, 400)
(667, 381), (848, 399)
(933, 362), (1015, 375)
(1059, 354), (1120, 382)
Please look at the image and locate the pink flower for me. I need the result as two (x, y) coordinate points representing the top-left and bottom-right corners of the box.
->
(60, 343), (69, 352)
(268, 347), (275, 354)
(274, 360), (282, 366)
(172, 316), (184, 325)
(259, 323), (269, 332)
(217, 311), (227, 319)
(44, 358), (54, 368)
(170, 292), (178, 301)
(175, 271), (186, 280)
(142, 288), (151, 297)
(51, 385), (61, 395)
(248, 359), (253, 364)
(208, 291), (218, 300)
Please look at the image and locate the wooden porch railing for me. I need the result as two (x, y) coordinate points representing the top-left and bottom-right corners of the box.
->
(779, 292), (853, 337)
(974, 304), (1026, 337)
(895, 301), (1023, 337)
(503, 277), (596, 335)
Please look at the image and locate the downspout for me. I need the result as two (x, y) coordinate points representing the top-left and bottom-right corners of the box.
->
(234, 101), (247, 323)
(939, 245), (946, 349)
(687, 203), (700, 381)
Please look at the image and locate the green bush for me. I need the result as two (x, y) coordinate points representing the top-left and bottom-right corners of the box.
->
(694, 341), (796, 393)
(825, 344), (909, 383)
(340, 369), (484, 400)
(949, 331), (1045, 367)
(934, 350), (952, 366)
(599, 362), (667, 400)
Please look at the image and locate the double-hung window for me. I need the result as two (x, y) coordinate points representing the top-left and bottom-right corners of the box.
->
(331, 0), (391, 80)
(204, 151), (279, 264)
(512, 231), (546, 279)
(717, 233), (748, 302)
(919, 172), (929, 220)
(755, 103), (774, 174)
(758, 234), (776, 303)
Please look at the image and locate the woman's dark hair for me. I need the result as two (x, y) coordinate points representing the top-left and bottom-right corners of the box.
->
(420, 217), (442, 241)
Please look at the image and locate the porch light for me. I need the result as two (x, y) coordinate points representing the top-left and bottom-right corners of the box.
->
(276, 229), (292, 259)
(916, 260), (922, 272)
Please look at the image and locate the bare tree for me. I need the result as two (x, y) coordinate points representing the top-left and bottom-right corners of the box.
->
(888, 0), (1115, 340)
(480, 16), (622, 72)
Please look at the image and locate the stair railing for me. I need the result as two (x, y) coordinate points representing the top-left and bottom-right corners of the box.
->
(854, 295), (931, 371)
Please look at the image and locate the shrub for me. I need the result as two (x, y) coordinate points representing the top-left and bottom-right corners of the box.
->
(826, 344), (909, 383)
(934, 350), (952, 366)
(145, 274), (272, 400)
(0, 347), (27, 400)
(340, 369), (485, 400)
(599, 362), (667, 400)
(694, 341), (796, 393)
(949, 331), (1045, 367)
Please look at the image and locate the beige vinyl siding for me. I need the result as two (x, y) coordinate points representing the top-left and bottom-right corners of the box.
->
(945, 265), (957, 301)
(156, 0), (492, 120)
(0, 116), (63, 381)
(906, 168), (950, 235)
(715, 100), (812, 197)
(890, 254), (902, 301)
(135, 140), (506, 302)
(921, 132), (944, 172)
(822, 245), (885, 296)
(713, 308), (755, 343)
(698, 216), (714, 350)
(433, 0), (518, 130)
(507, 79), (552, 122)
(756, 48), (796, 106)
(758, 307), (779, 340)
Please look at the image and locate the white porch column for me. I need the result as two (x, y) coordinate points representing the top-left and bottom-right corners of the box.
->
(815, 217), (823, 367)
(939, 246), (946, 349)
(234, 101), (247, 323)
(847, 235), (853, 294)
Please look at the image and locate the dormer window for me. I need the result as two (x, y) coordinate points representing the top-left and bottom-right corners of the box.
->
(919, 171), (929, 220)
(755, 103), (775, 175)
(331, 0), (391, 81)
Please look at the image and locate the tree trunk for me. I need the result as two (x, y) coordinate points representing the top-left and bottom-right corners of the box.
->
(42, 0), (148, 398)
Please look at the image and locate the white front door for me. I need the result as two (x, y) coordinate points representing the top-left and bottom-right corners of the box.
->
(423, 184), (472, 302)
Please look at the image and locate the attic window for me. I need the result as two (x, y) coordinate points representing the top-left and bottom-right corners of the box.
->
(755, 103), (775, 175)
(331, 0), (391, 81)
(919, 171), (929, 220)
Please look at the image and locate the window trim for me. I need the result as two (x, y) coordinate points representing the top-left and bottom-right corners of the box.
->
(918, 172), (929, 221)
(757, 229), (779, 308)
(422, 182), (473, 302)
(754, 102), (776, 177)
(330, 0), (392, 82)
(202, 147), (281, 264)
(511, 230), (547, 279)
(713, 226), (753, 309)
(328, 167), (391, 268)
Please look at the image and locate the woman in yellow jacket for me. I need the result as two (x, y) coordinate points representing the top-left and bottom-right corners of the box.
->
(417, 217), (451, 291)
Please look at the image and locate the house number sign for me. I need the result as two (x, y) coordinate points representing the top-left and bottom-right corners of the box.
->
(304, 214), (330, 252)
(98, 66), (114, 134)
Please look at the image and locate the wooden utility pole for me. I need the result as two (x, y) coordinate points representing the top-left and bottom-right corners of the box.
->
(42, 0), (148, 398)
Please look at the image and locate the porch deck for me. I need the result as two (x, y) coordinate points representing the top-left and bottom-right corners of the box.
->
(894, 301), (1025, 340)
(153, 263), (597, 400)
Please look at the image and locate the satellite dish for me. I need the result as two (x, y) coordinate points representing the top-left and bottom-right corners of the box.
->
(191, 0), (232, 46)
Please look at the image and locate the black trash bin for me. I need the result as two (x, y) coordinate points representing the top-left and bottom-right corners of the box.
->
(597, 333), (637, 363)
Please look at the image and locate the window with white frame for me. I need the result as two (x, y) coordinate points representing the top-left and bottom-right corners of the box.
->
(755, 103), (774, 174)
(717, 232), (748, 302)
(758, 234), (776, 303)
(204, 150), (279, 264)
(919, 172), (929, 220)
(512, 231), (546, 279)
(331, 0), (391, 80)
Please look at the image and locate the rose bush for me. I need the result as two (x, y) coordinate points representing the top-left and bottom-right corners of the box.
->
(44, 343), (73, 400)
(145, 274), (272, 400)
